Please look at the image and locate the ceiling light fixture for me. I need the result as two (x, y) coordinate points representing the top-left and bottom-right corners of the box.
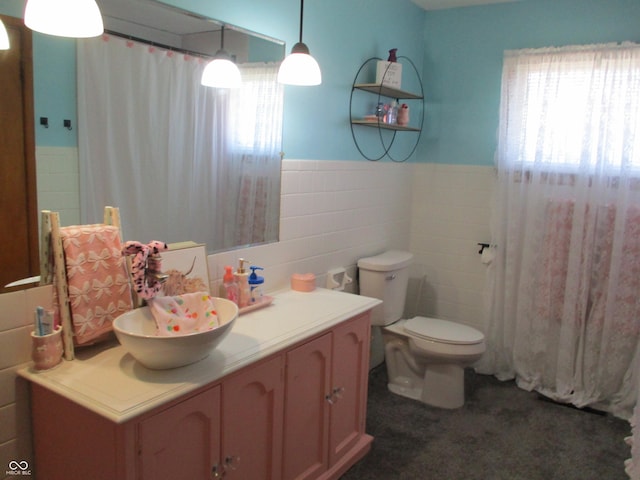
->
(201, 25), (242, 89)
(277, 0), (321, 86)
(24, 0), (104, 38)
(0, 19), (9, 50)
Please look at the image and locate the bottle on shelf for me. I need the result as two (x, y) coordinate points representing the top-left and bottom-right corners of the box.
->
(375, 102), (384, 121)
(248, 266), (265, 304)
(397, 103), (409, 126)
(235, 258), (250, 308)
(386, 101), (398, 125)
(221, 265), (239, 305)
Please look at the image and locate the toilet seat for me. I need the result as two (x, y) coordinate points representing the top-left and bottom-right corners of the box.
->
(404, 316), (484, 345)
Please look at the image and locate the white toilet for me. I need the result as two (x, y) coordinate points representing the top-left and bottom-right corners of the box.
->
(358, 250), (486, 409)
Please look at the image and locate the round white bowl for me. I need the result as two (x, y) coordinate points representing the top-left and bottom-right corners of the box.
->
(113, 297), (238, 369)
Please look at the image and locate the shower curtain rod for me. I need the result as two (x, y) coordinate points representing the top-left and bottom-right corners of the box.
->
(104, 29), (214, 60)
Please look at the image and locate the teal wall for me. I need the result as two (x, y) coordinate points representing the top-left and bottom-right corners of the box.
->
(1, 0), (78, 146)
(422, 0), (640, 166)
(1, 0), (426, 160)
(247, 36), (283, 64)
(5, 0), (640, 164)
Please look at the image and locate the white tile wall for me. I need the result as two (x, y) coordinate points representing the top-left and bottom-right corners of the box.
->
(36, 146), (81, 226)
(208, 159), (413, 294)
(0, 159), (495, 477)
(408, 163), (495, 331)
(0, 286), (53, 479)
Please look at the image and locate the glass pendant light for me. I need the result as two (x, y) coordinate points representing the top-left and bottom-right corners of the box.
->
(24, 0), (103, 38)
(277, 0), (321, 86)
(201, 25), (242, 89)
(0, 19), (9, 50)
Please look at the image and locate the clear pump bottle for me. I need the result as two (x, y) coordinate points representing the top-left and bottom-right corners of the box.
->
(235, 258), (250, 308)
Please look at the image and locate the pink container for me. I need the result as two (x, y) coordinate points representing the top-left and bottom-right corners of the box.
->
(397, 104), (410, 126)
(291, 273), (316, 292)
(31, 326), (63, 371)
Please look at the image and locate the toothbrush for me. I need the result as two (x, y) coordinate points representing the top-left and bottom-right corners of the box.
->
(36, 307), (46, 337)
(41, 308), (52, 335)
(35, 307), (44, 336)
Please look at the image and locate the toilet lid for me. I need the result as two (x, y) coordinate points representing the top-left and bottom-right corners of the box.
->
(404, 316), (484, 345)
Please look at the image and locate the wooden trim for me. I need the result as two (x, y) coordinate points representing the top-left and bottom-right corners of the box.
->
(1, 15), (38, 285)
(48, 211), (76, 360)
(39, 211), (53, 285)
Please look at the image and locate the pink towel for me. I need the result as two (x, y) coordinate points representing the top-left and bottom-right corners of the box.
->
(59, 224), (133, 345)
(148, 291), (219, 336)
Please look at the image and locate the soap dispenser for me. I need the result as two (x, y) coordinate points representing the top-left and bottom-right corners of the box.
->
(221, 265), (239, 305)
(235, 258), (250, 308)
(248, 266), (264, 304)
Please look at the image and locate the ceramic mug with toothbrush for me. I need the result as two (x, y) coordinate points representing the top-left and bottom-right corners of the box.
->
(31, 326), (63, 371)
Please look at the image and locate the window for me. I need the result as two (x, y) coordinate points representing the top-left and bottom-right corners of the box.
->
(500, 43), (640, 174)
(230, 63), (283, 154)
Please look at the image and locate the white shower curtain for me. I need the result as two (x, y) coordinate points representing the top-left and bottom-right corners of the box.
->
(477, 43), (640, 419)
(77, 34), (282, 251)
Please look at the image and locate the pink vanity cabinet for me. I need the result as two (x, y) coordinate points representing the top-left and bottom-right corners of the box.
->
(283, 314), (371, 479)
(28, 311), (372, 480)
(138, 354), (285, 480)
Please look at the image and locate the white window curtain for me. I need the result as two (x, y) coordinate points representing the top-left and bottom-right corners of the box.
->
(477, 43), (640, 420)
(77, 34), (282, 251)
(226, 63), (283, 248)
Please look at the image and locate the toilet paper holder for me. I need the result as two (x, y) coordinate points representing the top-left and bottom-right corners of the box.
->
(326, 267), (352, 291)
(477, 243), (490, 254)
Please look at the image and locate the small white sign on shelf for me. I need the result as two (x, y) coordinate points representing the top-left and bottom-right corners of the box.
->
(376, 61), (402, 88)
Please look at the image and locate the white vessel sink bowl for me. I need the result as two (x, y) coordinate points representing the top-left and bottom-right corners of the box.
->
(113, 297), (238, 370)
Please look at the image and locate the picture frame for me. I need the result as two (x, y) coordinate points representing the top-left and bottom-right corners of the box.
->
(160, 242), (211, 295)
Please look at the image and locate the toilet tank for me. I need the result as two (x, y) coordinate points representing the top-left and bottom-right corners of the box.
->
(357, 250), (413, 326)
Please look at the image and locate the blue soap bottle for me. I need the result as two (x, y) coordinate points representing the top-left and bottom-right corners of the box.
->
(248, 266), (264, 304)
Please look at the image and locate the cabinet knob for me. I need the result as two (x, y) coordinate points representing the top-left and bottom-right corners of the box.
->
(225, 455), (240, 470)
(326, 386), (346, 404)
(211, 464), (224, 478)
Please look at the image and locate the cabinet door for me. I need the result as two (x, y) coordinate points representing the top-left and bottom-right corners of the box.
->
(222, 355), (284, 480)
(138, 386), (221, 480)
(329, 313), (370, 466)
(282, 333), (333, 480)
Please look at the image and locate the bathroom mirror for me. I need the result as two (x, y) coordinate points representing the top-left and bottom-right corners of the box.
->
(47, 0), (285, 254)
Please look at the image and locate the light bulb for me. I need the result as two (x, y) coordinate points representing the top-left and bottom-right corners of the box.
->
(24, 0), (103, 38)
(277, 42), (321, 86)
(201, 53), (242, 89)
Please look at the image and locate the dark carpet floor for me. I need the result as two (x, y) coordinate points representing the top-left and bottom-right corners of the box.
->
(342, 365), (630, 480)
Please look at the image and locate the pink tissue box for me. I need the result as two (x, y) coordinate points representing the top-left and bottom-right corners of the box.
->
(291, 273), (316, 292)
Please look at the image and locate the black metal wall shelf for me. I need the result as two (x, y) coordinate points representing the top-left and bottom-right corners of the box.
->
(353, 83), (423, 100)
(350, 119), (421, 132)
(349, 56), (424, 162)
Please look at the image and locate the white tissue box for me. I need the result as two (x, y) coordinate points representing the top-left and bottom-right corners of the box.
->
(376, 61), (402, 88)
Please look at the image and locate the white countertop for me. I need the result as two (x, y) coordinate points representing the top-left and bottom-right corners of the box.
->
(18, 288), (381, 423)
